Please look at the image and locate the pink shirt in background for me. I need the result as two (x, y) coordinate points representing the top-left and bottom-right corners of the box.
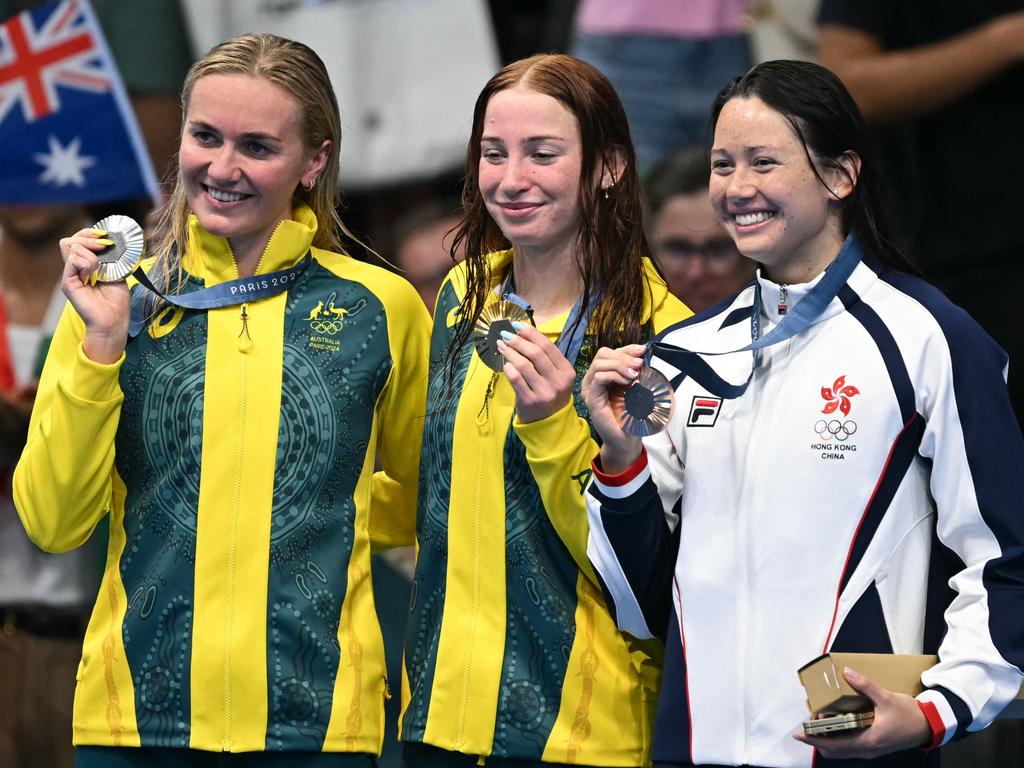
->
(575, 0), (748, 38)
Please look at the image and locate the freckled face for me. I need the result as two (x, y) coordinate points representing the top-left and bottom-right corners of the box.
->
(709, 96), (846, 281)
(478, 86), (584, 255)
(179, 74), (327, 266)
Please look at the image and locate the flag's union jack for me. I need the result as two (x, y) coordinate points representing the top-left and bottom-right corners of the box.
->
(0, 0), (157, 205)
(0, 0), (110, 125)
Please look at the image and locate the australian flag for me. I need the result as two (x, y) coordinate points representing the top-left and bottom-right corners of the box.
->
(0, 0), (159, 204)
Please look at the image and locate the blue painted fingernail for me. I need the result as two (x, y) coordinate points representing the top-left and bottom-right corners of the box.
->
(500, 330), (514, 341)
(511, 321), (526, 331)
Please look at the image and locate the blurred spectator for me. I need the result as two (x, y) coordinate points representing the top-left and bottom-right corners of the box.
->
(392, 199), (465, 312)
(0, 204), (101, 768)
(571, 0), (751, 170)
(645, 146), (755, 313)
(818, 2), (1024, 422)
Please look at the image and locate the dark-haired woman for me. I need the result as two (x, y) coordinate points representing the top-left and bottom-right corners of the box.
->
(583, 60), (1024, 767)
(400, 54), (689, 767)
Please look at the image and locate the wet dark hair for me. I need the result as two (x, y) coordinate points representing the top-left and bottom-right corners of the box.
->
(711, 60), (918, 274)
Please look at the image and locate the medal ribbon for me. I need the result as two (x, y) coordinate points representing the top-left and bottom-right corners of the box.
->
(650, 236), (863, 399)
(501, 278), (596, 367)
(128, 253), (312, 338)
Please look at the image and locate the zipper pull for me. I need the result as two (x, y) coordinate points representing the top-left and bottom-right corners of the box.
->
(238, 303), (253, 352)
(475, 371), (498, 435)
(383, 676), (392, 700)
(778, 284), (788, 316)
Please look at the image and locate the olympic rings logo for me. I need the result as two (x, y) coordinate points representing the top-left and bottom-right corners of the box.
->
(309, 319), (345, 335)
(814, 419), (857, 442)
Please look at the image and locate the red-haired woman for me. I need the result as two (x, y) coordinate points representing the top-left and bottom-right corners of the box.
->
(400, 55), (690, 768)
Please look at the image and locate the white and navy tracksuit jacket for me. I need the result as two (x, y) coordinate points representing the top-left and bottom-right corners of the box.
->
(586, 241), (1024, 768)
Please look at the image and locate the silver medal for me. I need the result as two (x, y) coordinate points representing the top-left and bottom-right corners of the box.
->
(91, 214), (144, 282)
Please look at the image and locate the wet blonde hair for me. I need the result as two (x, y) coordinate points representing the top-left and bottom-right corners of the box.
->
(149, 33), (355, 293)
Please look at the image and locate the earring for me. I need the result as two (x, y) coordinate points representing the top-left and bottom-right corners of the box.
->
(303, 176), (317, 192)
(603, 186), (610, 199)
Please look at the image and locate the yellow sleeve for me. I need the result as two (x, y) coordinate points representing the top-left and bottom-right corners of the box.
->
(12, 303), (124, 553)
(514, 400), (602, 581)
(515, 273), (691, 582)
(368, 277), (432, 551)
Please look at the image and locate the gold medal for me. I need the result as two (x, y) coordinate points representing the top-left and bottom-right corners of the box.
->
(613, 365), (675, 437)
(473, 300), (533, 372)
(91, 214), (144, 282)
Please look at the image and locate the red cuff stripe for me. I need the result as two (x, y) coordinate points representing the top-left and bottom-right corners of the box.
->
(592, 448), (648, 486)
(917, 699), (946, 751)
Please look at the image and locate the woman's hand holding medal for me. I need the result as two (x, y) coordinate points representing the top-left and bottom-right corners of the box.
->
(582, 344), (646, 474)
(496, 322), (578, 424)
(58, 226), (131, 364)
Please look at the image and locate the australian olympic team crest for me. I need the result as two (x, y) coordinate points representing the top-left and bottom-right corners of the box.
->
(811, 374), (860, 460)
(305, 291), (366, 352)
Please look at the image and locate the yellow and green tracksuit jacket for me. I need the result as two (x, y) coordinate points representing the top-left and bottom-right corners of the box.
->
(13, 204), (431, 755)
(401, 250), (691, 766)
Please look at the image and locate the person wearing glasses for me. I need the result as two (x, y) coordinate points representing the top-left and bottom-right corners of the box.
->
(645, 146), (756, 313)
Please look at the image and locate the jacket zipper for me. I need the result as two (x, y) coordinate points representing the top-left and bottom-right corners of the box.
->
(454, 368), (495, 749)
(238, 304), (252, 352)
(738, 336), (795, 762)
(223, 324), (248, 749)
(737, 386), (762, 764)
(220, 232), (276, 747)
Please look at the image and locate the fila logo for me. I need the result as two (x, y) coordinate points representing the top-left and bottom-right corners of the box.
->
(688, 396), (722, 427)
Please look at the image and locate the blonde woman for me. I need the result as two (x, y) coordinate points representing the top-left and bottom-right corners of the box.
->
(15, 33), (430, 767)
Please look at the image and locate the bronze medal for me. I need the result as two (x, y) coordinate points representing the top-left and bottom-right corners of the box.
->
(91, 214), (144, 283)
(473, 300), (533, 372)
(613, 365), (674, 437)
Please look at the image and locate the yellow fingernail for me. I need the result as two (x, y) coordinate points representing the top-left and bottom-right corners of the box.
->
(96, 238), (115, 246)
(90, 272), (99, 286)
(91, 228), (107, 236)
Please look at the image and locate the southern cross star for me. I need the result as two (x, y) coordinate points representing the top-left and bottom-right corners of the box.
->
(33, 134), (97, 187)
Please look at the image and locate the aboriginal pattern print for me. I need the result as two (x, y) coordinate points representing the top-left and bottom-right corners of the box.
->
(115, 265), (393, 750)
(265, 269), (391, 750)
(117, 279), (207, 748)
(403, 280), (463, 738)
(402, 280), (602, 756)
(492, 339), (596, 756)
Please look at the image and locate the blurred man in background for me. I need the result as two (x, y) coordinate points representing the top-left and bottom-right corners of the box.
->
(0, 204), (101, 768)
(645, 146), (755, 313)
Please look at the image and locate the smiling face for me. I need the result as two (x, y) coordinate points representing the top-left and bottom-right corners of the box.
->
(478, 85), (584, 258)
(709, 96), (850, 284)
(179, 73), (328, 269)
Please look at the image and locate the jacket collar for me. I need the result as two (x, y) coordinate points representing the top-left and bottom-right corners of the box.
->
(754, 235), (879, 328)
(482, 248), (671, 327)
(183, 202), (318, 286)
